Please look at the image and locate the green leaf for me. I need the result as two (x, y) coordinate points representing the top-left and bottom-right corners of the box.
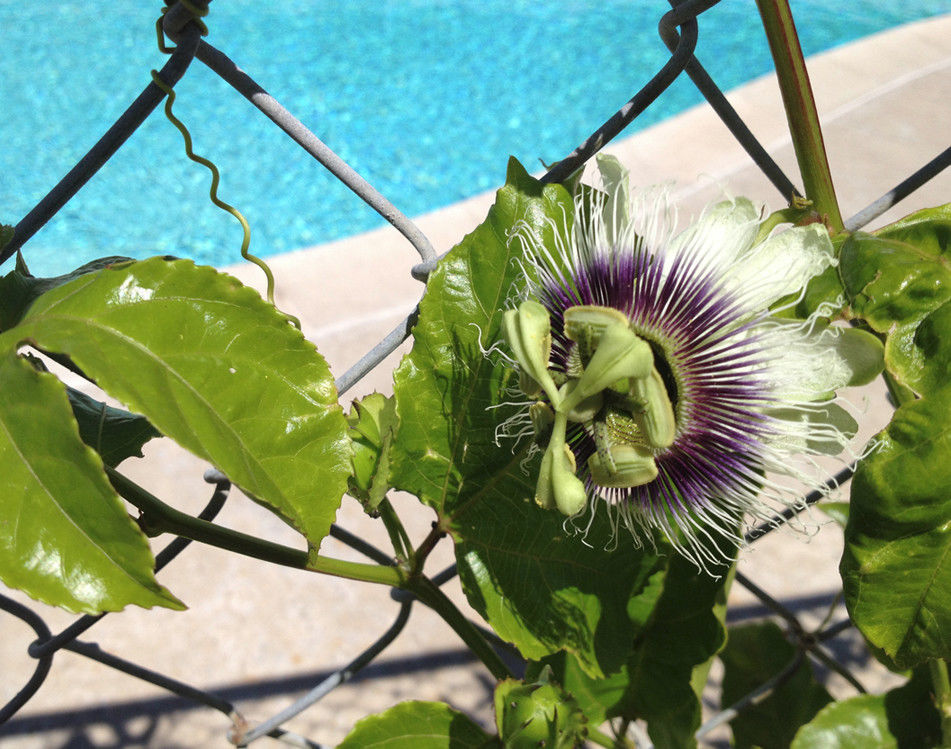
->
(535, 553), (730, 748)
(347, 392), (398, 512)
(0, 254), (133, 332)
(0, 350), (182, 614)
(720, 621), (832, 749)
(615, 553), (731, 749)
(1, 258), (350, 562)
(337, 701), (495, 749)
(892, 300), (951, 397)
(64, 385), (162, 467)
(791, 668), (941, 748)
(840, 207), (951, 395)
(841, 390), (951, 670)
(818, 501), (850, 528)
(391, 158), (663, 677)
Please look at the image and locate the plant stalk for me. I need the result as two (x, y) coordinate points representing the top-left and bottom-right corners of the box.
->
(756, 0), (843, 231)
(406, 576), (513, 681)
(929, 660), (951, 747)
(377, 496), (414, 561)
(107, 467), (403, 588)
(108, 468), (512, 679)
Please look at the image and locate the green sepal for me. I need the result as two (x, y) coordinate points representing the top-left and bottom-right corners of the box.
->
(767, 400), (858, 456)
(594, 153), (631, 238)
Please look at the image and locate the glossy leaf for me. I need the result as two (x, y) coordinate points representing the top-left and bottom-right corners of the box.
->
(337, 701), (495, 749)
(391, 159), (664, 677)
(839, 207), (951, 395)
(2, 258), (350, 562)
(0, 253), (133, 332)
(791, 668), (941, 748)
(841, 390), (951, 669)
(0, 350), (182, 614)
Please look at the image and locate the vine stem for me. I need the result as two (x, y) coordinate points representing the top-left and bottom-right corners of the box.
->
(107, 468), (511, 679)
(107, 467), (402, 587)
(929, 660), (951, 747)
(755, 0), (844, 232)
(405, 576), (512, 681)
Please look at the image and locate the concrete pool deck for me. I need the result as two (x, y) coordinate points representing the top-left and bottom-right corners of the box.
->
(2, 13), (950, 747)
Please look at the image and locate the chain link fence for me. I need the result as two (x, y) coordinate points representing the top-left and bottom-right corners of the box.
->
(2, 0), (949, 746)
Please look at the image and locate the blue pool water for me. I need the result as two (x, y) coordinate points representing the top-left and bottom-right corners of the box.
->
(1, 1), (946, 276)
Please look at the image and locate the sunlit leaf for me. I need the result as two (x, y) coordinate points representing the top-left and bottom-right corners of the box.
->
(841, 390), (951, 669)
(840, 205), (951, 395)
(337, 701), (494, 749)
(2, 258), (350, 561)
(0, 351), (181, 614)
(720, 621), (832, 749)
(391, 159), (663, 677)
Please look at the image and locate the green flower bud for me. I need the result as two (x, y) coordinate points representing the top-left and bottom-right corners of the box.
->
(494, 669), (587, 749)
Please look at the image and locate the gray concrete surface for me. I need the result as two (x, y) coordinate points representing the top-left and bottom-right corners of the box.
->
(2, 14), (949, 748)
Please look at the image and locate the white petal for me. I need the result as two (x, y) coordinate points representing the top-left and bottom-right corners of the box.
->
(670, 197), (760, 274)
(760, 322), (853, 400)
(724, 223), (835, 310)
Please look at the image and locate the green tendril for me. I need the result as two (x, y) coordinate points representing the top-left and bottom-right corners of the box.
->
(155, 1), (209, 53)
(149, 71), (301, 329)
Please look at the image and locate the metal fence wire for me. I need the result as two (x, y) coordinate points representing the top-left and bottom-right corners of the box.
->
(1, 0), (949, 746)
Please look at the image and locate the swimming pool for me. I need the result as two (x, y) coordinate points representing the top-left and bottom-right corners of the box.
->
(1, 1), (946, 276)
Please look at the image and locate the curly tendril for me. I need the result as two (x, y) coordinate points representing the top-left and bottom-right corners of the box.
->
(149, 71), (301, 329)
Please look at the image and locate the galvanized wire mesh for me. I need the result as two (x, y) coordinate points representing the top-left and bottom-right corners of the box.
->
(1, 0), (949, 746)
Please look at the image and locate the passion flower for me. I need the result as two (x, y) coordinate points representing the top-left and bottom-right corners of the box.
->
(501, 156), (882, 570)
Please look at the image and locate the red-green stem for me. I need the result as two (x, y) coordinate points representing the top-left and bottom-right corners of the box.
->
(929, 660), (951, 747)
(756, 0), (844, 232)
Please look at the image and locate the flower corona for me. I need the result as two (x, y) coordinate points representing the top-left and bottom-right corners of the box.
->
(500, 156), (882, 570)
